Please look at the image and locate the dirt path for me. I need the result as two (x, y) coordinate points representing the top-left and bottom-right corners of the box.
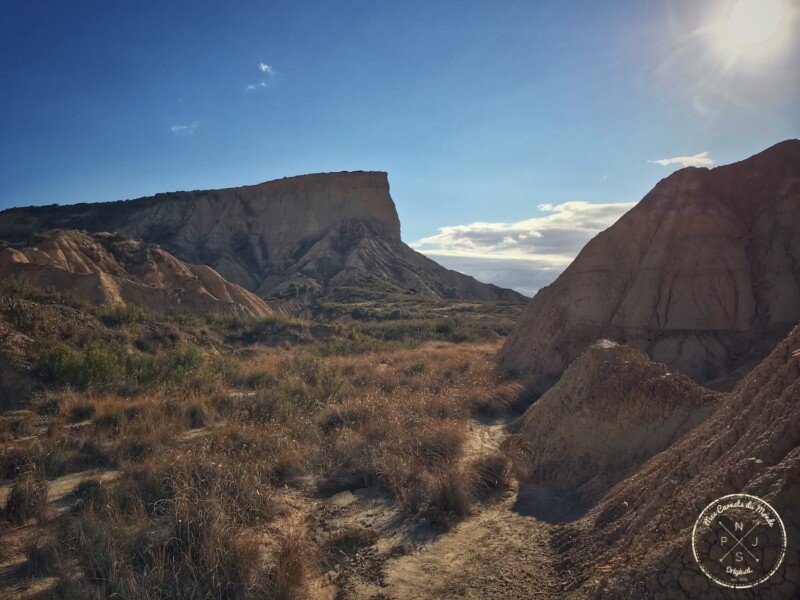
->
(341, 416), (562, 599)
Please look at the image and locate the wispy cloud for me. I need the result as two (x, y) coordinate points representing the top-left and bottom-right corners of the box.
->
(648, 151), (714, 168)
(247, 62), (275, 91)
(411, 201), (635, 295)
(171, 122), (198, 135)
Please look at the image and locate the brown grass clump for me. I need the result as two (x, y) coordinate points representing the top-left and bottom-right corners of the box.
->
(426, 464), (475, 521)
(0, 410), (37, 438)
(25, 533), (61, 576)
(470, 381), (526, 416)
(64, 449), (276, 598)
(311, 343), (508, 521)
(499, 433), (537, 480)
(4, 467), (48, 524)
(270, 529), (315, 600)
(469, 451), (513, 498)
(67, 402), (96, 423)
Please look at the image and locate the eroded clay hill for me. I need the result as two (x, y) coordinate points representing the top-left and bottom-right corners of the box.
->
(0, 229), (272, 318)
(0, 172), (525, 302)
(556, 322), (800, 598)
(507, 340), (720, 502)
(499, 139), (800, 392)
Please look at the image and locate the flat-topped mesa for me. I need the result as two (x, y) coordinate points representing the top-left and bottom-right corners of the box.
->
(0, 172), (399, 290)
(0, 171), (526, 302)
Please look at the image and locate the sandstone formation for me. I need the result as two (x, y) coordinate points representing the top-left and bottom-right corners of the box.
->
(0, 172), (526, 303)
(0, 229), (272, 318)
(557, 322), (800, 598)
(507, 340), (719, 502)
(498, 139), (800, 392)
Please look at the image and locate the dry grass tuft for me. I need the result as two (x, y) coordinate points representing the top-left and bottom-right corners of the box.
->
(471, 382), (526, 416)
(426, 464), (475, 522)
(25, 533), (61, 576)
(64, 450), (276, 597)
(469, 451), (513, 497)
(270, 529), (315, 600)
(4, 467), (48, 524)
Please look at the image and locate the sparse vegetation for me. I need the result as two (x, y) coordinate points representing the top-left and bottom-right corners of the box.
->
(0, 283), (524, 598)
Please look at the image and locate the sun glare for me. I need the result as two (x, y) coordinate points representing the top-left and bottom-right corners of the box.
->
(710, 0), (793, 66)
(725, 0), (785, 46)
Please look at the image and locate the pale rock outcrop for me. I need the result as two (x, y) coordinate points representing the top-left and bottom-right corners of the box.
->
(0, 230), (273, 318)
(499, 139), (800, 392)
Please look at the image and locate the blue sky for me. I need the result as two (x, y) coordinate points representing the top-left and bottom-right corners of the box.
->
(1, 1), (798, 294)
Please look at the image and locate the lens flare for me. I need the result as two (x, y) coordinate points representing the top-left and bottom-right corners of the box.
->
(724, 0), (785, 46)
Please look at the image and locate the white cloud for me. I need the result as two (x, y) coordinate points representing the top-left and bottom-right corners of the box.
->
(246, 81), (268, 91)
(431, 255), (564, 298)
(170, 122), (198, 135)
(648, 151), (714, 168)
(259, 62), (274, 74)
(411, 201), (635, 295)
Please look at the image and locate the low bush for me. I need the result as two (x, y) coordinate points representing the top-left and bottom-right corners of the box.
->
(63, 452), (277, 598)
(185, 403), (207, 429)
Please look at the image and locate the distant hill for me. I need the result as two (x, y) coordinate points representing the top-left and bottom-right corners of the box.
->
(0, 172), (527, 303)
(499, 140), (800, 392)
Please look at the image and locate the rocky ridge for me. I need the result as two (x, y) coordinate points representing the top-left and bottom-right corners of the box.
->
(555, 322), (800, 598)
(498, 139), (800, 392)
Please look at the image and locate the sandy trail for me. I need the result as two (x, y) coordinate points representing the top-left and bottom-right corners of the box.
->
(341, 416), (562, 599)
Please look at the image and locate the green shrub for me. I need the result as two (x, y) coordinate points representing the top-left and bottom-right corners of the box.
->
(97, 303), (147, 327)
(35, 340), (85, 384)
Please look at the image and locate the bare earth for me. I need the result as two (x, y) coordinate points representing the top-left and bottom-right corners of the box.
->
(315, 417), (562, 600)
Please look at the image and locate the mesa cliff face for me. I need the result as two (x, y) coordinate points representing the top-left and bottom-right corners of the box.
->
(498, 140), (800, 392)
(0, 230), (273, 318)
(0, 172), (526, 303)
